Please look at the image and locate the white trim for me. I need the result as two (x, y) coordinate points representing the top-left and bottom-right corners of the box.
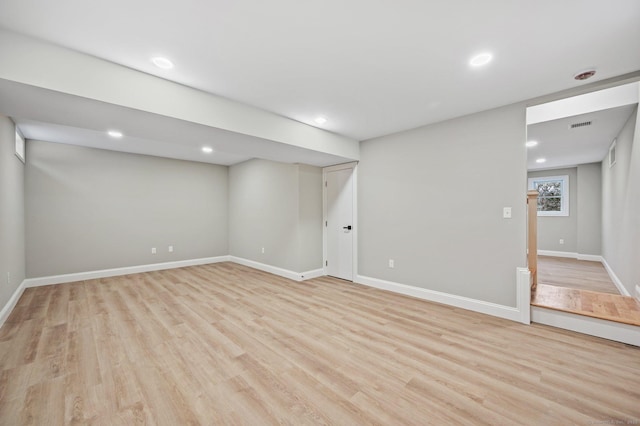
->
(299, 268), (324, 281)
(601, 257), (631, 297)
(576, 253), (602, 262)
(516, 267), (531, 325)
(532, 306), (640, 347)
(23, 256), (230, 288)
(322, 161), (358, 281)
(228, 256), (323, 282)
(355, 273), (527, 323)
(14, 128), (25, 163)
(538, 250), (577, 259)
(609, 138), (617, 168)
(538, 250), (603, 262)
(0, 279), (27, 329)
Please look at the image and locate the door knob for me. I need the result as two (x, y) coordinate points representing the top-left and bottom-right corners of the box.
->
(343, 225), (352, 230)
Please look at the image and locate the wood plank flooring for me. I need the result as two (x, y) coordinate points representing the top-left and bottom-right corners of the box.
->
(1, 262), (639, 425)
(531, 283), (640, 326)
(538, 256), (619, 294)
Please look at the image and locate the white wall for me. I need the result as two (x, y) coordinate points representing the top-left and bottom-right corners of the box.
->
(228, 159), (323, 273)
(359, 103), (527, 307)
(602, 104), (640, 294)
(0, 115), (25, 311)
(25, 141), (228, 277)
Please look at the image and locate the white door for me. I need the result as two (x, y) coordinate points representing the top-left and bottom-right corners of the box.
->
(325, 166), (354, 280)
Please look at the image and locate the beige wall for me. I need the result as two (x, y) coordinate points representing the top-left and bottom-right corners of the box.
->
(25, 141), (228, 277)
(359, 103), (527, 307)
(228, 159), (323, 273)
(0, 115), (25, 311)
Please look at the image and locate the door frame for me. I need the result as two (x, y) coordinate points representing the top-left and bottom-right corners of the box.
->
(322, 161), (358, 281)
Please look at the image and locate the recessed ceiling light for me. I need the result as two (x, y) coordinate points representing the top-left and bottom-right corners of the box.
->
(469, 53), (493, 67)
(152, 57), (174, 69)
(536, 158), (546, 163)
(107, 130), (123, 138)
(314, 116), (328, 125)
(202, 146), (214, 153)
(526, 141), (538, 147)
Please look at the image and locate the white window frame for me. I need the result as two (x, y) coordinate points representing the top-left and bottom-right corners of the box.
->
(528, 175), (569, 217)
(15, 129), (25, 163)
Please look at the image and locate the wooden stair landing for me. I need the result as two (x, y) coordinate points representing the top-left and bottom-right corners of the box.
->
(531, 283), (640, 327)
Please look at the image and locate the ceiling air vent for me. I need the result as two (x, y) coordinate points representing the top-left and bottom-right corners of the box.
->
(569, 120), (592, 129)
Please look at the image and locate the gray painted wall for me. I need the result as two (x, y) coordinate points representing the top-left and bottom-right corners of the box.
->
(602, 104), (640, 294)
(359, 103), (527, 307)
(297, 164), (324, 273)
(0, 116), (25, 311)
(228, 159), (323, 273)
(577, 163), (602, 255)
(527, 164), (602, 255)
(25, 141), (228, 277)
(528, 167), (579, 253)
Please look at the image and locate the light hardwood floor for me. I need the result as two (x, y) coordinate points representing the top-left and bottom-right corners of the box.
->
(538, 256), (619, 294)
(1, 263), (639, 425)
(531, 284), (640, 326)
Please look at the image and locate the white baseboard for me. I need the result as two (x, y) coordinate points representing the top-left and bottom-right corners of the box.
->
(538, 250), (578, 259)
(538, 250), (602, 262)
(228, 256), (323, 282)
(532, 306), (640, 347)
(601, 257), (631, 297)
(0, 279), (27, 329)
(355, 269), (530, 324)
(300, 268), (324, 280)
(576, 253), (603, 262)
(516, 267), (531, 325)
(23, 256), (231, 288)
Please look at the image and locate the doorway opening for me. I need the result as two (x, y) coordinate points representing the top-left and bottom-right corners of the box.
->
(525, 81), (640, 326)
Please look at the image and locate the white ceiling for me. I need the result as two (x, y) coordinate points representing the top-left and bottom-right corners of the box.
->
(527, 104), (637, 170)
(0, 0), (639, 164)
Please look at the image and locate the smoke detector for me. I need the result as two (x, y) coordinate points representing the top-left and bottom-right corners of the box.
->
(574, 69), (596, 81)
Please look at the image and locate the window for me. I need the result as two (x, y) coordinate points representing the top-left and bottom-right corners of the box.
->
(15, 130), (25, 163)
(528, 175), (569, 216)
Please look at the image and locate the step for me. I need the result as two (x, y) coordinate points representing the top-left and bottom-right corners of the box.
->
(531, 283), (640, 327)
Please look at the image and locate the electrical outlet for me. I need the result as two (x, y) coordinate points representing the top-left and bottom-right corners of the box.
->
(168, 245), (174, 253)
(559, 239), (564, 245)
(388, 259), (395, 268)
(151, 247), (157, 254)
(503, 207), (512, 219)
(261, 247), (265, 254)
